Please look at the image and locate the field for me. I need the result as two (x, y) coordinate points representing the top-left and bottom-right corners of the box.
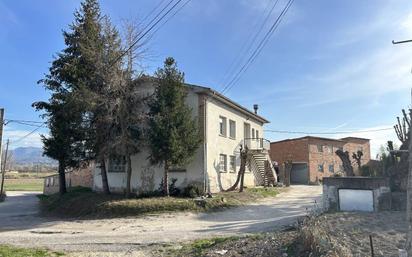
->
(2, 172), (55, 192)
(4, 178), (44, 191)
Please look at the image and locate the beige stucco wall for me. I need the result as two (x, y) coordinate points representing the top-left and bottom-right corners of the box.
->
(205, 97), (264, 192)
(93, 81), (268, 194)
(93, 86), (205, 194)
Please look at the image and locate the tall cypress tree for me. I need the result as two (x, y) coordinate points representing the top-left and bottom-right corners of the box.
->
(33, 0), (112, 194)
(148, 57), (201, 196)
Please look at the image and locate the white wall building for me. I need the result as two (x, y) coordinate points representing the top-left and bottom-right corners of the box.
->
(93, 79), (276, 194)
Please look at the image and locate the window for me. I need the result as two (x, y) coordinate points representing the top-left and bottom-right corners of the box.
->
(329, 164), (334, 173)
(108, 156), (126, 173)
(318, 164), (324, 172)
(256, 130), (259, 139)
(229, 155), (236, 172)
(219, 154), (227, 172)
(219, 116), (227, 136)
(229, 120), (236, 139)
(317, 145), (323, 152)
(252, 128), (255, 138)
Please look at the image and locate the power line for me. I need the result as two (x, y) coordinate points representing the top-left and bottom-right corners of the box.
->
(221, 0), (294, 94)
(9, 124), (45, 145)
(147, 0), (192, 40)
(110, 0), (184, 66)
(5, 119), (45, 125)
(220, 0), (279, 90)
(264, 127), (394, 135)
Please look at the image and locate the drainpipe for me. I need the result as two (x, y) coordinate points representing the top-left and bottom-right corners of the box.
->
(203, 95), (209, 194)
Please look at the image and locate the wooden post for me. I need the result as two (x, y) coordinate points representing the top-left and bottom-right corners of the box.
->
(0, 139), (9, 196)
(369, 235), (375, 257)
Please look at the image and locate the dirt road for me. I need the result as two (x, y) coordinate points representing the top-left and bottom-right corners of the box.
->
(0, 186), (321, 256)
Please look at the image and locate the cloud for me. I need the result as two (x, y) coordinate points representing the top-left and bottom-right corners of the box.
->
(3, 128), (45, 149)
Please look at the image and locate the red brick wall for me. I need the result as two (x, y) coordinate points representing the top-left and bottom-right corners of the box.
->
(270, 136), (371, 184)
(341, 138), (371, 175)
(270, 138), (309, 166)
(307, 138), (345, 183)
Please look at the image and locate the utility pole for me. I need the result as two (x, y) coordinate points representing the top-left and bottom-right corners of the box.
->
(0, 108), (4, 177)
(0, 139), (9, 196)
(393, 39), (412, 257)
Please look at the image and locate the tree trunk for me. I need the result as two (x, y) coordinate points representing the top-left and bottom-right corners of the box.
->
(406, 110), (412, 256)
(100, 159), (110, 194)
(164, 161), (170, 196)
(225, 148), (247, 192)
(125, 155), (132, 198)
(58, 161), (67, 195)
(335, 150), (354, 176)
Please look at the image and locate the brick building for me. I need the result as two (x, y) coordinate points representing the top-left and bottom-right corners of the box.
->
(270, 136), (371, 184)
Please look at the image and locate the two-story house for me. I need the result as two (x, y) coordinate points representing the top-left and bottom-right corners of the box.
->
(93, 79), (276, 194)
(270, 136), (371, 185)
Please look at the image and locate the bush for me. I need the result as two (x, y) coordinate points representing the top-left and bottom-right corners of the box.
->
(182, 183), (203, 198)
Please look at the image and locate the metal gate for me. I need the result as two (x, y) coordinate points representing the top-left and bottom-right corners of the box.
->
(290, 163), (309, 184)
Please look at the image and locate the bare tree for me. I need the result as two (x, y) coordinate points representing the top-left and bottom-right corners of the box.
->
(224, 146), (249, 192)
(352, 150), (363, 170)
(335, 149), (354, 176)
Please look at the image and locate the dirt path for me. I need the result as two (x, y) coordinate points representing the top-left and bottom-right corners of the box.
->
(0, 186), (321, 256)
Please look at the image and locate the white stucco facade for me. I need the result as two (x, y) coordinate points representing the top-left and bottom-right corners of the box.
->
(93, 81), (269, 194)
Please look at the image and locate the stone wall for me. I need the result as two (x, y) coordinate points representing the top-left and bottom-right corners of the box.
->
(322, 177), (391, 212)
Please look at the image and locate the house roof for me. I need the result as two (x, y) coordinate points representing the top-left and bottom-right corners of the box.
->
(139, 75), (269, 124)
(186, 83), (269, 124)
(340, 136), (370, 142)
(271, 135), (370, 144)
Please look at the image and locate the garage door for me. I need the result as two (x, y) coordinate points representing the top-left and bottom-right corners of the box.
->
(339, 189), (374, 212)
(290, 163), (309, 184)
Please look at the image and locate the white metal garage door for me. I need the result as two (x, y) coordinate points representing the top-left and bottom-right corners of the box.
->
(339, 189), (374, 212)
(290, 163), (309, 184)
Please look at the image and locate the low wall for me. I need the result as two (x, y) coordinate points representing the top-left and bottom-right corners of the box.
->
(323, 177), (391, 212)
(43, 164), (93, 195)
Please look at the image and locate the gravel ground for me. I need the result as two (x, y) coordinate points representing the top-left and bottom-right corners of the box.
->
(320, 211), (407, 257)
(0, 186), (321, 256)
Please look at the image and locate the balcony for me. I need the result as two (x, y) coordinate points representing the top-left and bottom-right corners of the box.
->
(243, 138), (270, 151)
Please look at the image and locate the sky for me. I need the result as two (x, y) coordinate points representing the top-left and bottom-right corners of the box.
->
(1, 0), (412, 157)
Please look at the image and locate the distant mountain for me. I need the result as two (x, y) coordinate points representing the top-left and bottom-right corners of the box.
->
(11, 147), (57, 165)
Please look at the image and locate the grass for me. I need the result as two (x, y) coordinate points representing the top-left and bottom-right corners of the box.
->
(4, 179), (43, 191)
(38, 186), (282, 218)
(0, 245), (63, 257)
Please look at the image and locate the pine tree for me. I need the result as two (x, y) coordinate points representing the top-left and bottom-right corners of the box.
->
(33, 0), (113, 194)
(148, 57), (201, 196)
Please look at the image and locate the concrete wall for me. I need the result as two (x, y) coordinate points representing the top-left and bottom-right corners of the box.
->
(322, 177), (391, 212)
(205, 97), (264, 192)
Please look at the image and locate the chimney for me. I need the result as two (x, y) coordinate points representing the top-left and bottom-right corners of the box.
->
(253, 104), (258, 114)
